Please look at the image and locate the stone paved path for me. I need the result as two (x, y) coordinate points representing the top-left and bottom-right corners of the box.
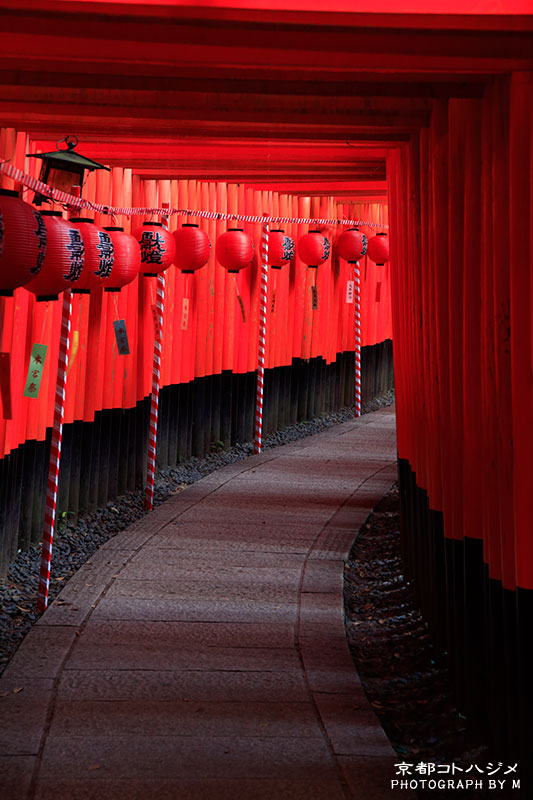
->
(0, 408), (399, 799)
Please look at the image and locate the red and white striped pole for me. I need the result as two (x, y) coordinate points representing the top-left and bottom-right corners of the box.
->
(254, 221), (269, 454)
(144, 273), (165, 511)
(37, 289), (72, 612)
(354, 261), (362, 417)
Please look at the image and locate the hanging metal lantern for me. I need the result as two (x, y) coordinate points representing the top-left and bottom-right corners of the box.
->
(216, 228), (254, 273)
(27, 135), (110, 206)
(367, 233), (390, 266)
(103, 227), (141, 292)
(24, 211), (84, 301)
(69, 218), (114, 293)
(134, 221), (176, 277)
(0, 189), (47, 296)
(268, 229), (295, 269)
(337, 227), (368, 263)
(298, 229), (330, 268)
(173, 223), (210, 273)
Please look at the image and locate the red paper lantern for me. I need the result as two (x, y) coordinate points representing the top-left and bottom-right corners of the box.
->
(24, 211), (85, 301)
(103, 227), (141, 292)
(268, 229), (295, 269)
(367, 233), (390, 265)
(173, 223), (210, 273)
(69, 218), (115, 293)
(297, 229), (330, 268)
(216, 228), (254, 273)
(337, 227), (368, 263)
(0, 189), (47, 296)
(134, 221), (176, 276)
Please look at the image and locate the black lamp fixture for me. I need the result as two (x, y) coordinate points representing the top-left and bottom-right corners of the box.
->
(27, 135), (110, 206)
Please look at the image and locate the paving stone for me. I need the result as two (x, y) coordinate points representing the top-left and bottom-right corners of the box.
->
(58, 669), (309, 704)
(299, 641), (356, 675)
(0, 755), (35, 799)
(0, 678), (53, 756)
(49, 698), (322, 740)
(117, 561), (303, 585)
(338, 755), (411, 799)
(66, 635), (301, 672)
(38, 735), (337, 781)
(36, 557), (131, 628)
(2, 626), (76, 681)
(63, 620), (295, 650)
(177, 502), (335, 527)
(144, 535), (312, 554)
(90, 594), (299, 624)
(310, 528), (360, 559)
(326, 506), (378, 530)
(104, 579), (298, 606)
(129, 548), (306, 569)
(35, 777), (347, 800)
(312, 693), (395, 757)
(301, 560), (342, 594)
(299, 590), (343, 626)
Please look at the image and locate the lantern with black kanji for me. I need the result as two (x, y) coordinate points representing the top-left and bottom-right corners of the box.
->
(134, 221), (176, 277)
(268, 229), (295, 269)
(27, 135), (110, 206)
(69, 218), (115, 293)
(0, 189), (47, 296)
(337, 227), (368, 263)
(367, 233), (390, 266)
(173, 223), (210, 273)
(102, 227), (141, 292)
(24, 211), (85, 301)
(216, 228), (254, 273)
(297, 229), (330, 268)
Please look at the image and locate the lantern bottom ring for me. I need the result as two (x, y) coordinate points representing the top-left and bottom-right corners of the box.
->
(72, 288), (91, 295)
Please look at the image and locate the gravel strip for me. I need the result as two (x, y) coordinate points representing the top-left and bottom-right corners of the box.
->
(0, 389), (394, 675)
(344, 483), (489, 800)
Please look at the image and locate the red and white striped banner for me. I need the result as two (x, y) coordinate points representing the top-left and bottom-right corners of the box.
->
(354, 262), (362, 417)
(37, 289), (72, 612)
(254, 223), (269, 454)
(144, 274), (165, 511)
(0, 161), (387, 230)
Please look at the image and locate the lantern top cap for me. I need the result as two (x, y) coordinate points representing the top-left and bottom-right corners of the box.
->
(27, 135), (110, 172)
(0, 188), (19, 198)
(104, 226), (124, 232)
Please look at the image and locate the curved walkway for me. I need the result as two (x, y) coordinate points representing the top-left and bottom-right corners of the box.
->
(1, 408), (398, 800)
